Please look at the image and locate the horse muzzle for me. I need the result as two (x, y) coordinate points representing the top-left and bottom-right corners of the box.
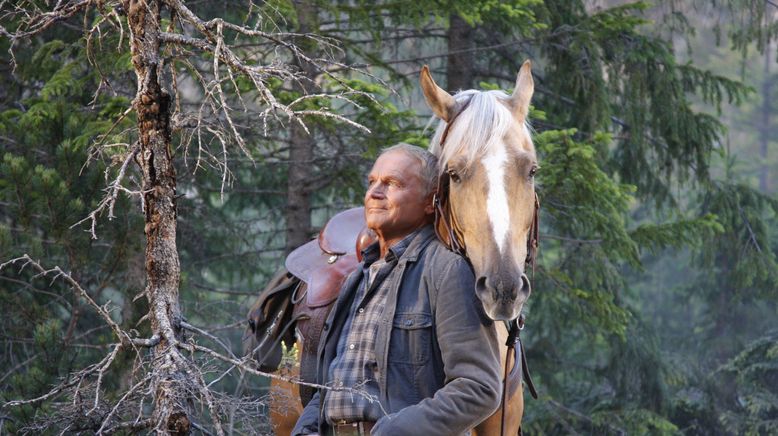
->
(475, 272), (531, 321)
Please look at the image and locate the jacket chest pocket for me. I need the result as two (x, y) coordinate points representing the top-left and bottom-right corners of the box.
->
(388, 312), (433, 365)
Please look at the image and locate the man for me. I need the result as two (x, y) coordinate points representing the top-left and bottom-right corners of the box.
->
(292, 144), (501, 436)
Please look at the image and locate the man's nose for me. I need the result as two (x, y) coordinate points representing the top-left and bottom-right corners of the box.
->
(368, 183), (387, 198)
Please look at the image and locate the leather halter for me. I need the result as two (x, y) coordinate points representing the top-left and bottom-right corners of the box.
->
(433, 98), (471, 257)
(431, 98), (540, 436)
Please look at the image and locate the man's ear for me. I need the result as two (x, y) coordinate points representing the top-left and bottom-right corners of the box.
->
(425, 192), (436, 216)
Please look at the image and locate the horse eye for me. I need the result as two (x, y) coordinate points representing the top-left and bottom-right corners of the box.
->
(447, 168), (461, 183)
(529, 165), (539, 178)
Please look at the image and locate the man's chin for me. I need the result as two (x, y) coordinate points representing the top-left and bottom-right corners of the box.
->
(364, 218), (384, 232)
(365, 209), (386, 224)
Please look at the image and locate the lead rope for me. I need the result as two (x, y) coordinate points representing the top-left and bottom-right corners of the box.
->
(500, 317), (522, 436)
(500, 349), (511, 436)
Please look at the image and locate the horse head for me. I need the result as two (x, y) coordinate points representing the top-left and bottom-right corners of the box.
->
(421, 61), (538, 321)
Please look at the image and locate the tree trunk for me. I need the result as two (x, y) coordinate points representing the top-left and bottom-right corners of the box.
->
(125, 0), (188, 432)
(759, 42), (771, 193)
(285, 0), (319, 254)
(446, 14), (476, 91)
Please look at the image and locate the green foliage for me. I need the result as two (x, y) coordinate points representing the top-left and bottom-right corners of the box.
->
(696, 178), (778, 297)
(709, 0), (778, 58)
(630, 214), (723, 254)
(716, 332), (778, 435)
(537, 0), (752, 204)
(593, 408), (678, 436)
(536, 129), (638, 265)
(451, 0), (546, 29)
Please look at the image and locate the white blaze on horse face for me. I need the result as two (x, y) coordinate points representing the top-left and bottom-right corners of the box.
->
(482, 143), (511, 253)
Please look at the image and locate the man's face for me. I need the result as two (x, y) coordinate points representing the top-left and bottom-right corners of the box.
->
(364, 150), (433, 241)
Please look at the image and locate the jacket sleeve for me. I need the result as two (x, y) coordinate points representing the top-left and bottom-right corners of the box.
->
(292, 390), (321, 436)
(371, 256), (502, 435)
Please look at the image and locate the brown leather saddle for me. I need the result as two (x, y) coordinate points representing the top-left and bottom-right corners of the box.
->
(247, 207), (375, 400)
(286, 207), (373, 308)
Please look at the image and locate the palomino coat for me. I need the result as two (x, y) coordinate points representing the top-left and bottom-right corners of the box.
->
(292, 225), (502, 436)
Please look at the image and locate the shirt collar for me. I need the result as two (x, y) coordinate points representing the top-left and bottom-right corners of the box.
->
(361, 227), (425, 265)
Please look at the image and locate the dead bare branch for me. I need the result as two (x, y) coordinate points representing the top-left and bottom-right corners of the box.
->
(96, 373), (153, 434)
(1, 255), (130, 344)
(71, 145), (144, 239)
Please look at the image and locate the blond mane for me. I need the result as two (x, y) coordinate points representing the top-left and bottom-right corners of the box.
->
(429, 89), (533, 172)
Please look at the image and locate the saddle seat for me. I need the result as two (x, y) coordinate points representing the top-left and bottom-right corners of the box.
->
(285, 207), (375, 307)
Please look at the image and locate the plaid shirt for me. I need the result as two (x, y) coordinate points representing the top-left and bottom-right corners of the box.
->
(323, 230), (418, 423)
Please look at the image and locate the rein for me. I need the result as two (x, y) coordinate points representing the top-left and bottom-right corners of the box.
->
(431, 99), (540, 436)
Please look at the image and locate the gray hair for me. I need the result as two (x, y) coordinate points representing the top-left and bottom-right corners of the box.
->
(379, 143), (439, 196)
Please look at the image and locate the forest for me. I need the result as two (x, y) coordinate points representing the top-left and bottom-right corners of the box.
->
(0, 0), (776, 434)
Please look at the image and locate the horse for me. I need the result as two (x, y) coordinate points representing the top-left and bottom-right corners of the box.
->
(421, 60), (539, 436)
(245, 60), (539, 436)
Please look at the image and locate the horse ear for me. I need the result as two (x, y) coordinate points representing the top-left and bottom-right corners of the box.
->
(420, 65), (456, 122)
(511, 60), (534, 121)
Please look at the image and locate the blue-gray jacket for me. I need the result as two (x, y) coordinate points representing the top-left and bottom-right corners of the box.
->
(292, 225), (502, 436)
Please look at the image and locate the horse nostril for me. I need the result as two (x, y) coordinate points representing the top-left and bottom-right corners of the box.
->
(520, 273), (531, 297)
(476, 276), (488, 295)
(248, 318), (256, 333)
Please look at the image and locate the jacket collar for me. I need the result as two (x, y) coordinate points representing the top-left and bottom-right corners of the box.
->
(392, 224), (436, 262)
